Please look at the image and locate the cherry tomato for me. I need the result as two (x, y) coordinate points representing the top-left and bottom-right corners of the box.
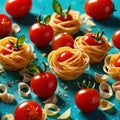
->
(112, 29), (120, 49)
(52, 33), (74, 50)
(84, 0), (114, 20)
(29, 23), (54, 47)
(14, 100), (42, 120)
(55, 14), (73, 21)
(0, 14), (12, 37)
(110, 54), (120, 67)
(5, 0), (32, 18)
(30, 72), (57, 98)
(82, 33), (105, 46)
(75, 88), (100, 112)
(2, 43), (13, 55)
(57, 51), (73, 62)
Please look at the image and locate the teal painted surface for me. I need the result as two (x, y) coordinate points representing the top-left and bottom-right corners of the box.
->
(0, 0), (120, 120)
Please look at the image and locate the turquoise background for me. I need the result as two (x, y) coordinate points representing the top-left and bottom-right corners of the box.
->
(0, 0), (120, 120)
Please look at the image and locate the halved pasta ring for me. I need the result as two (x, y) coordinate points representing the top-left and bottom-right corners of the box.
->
(94, 73), (109, 83)
(112, 81), (120, 92)
(44, 103), (60, 116)
(0, 84), (7, 98)
(1, 114), (14, 120)
(100, 99), (114, 111)
(115, 91), (120, 102)
(99, 82), (113, 99)
(18, 82), (30, 97)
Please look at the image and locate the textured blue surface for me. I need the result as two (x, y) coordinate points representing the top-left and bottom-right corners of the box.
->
(0, 0), (120, 120)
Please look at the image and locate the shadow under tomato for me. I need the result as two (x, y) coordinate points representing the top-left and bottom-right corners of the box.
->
(94, 15), (120, 28)
(12, 13), (38, 26)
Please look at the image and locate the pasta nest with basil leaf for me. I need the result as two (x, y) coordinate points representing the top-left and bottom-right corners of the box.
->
(0, 36), (35, 71)
(74, 32), (111, 63)
(49, 0), (82, 35)
(48, 46), (89, 80)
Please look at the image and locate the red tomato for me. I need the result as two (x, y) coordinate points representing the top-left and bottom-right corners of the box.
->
(110, 54), (120, 67)
(75, 88), (100, 112)
(30, 72), (57, 98)
(29, 23), (54, 47)
(84, 0), (114, 20)
(2, 43), (13, 55)
(57, 51), (73, 62)
(0, 14), (12, 37)
(112, 29), (120, 49)
(55, 14), (73, 21)
(82, 33), (105, 46)
(5, 0), (32, 18)
(52, 33), (74, 50)
(14, 100), (42, 120)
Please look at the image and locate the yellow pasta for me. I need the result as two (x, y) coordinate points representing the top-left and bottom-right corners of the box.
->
(49, 10), (82, 35)
(48, 47), (89, 80)
(0, 36), (35, 71)
(74, 35), (111, 63)
(103, 53), (120, 81)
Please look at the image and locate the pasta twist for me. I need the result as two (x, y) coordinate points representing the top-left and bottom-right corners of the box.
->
(48, 47), (89, 80)
(103, 53), (120, 81)
(49, 10), (82, 35)
(74, 36), (111, 63)
(0, 36), (35, 71)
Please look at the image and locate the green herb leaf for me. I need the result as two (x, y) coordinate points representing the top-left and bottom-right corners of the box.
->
(65, 5), (71, 15)
(16, 35), (25, 48)
(53, 0), (62, 16)
(43, 15), (51, 24)
(29, 63), (40, 75)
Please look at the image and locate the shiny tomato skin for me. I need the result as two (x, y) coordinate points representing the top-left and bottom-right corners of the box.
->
(2, 43), (13, 55)
(57, 51), (73, 62)
(112, 29), (120, 49)
(52, 33), (74, 50)
(82, 33), (105, 46)
(56, 14), (73, 21)
(5, 0), (32, 18)
(29, 23), (54, 47)
(75, 88), (100, 112)
(14, 100), (42, 120)
(30, 72), (57, 98)
(84, 0), (113, 20)
(0, 14), (12, 37)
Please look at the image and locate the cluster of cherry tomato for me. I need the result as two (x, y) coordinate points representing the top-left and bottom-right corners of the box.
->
(0, 0), (120, 119)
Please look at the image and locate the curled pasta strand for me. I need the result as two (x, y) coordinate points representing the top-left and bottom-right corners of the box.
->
(49, 10), (82, 35)
(48, 47), (89, 80)
(18, 82), (31, 97)
(74, 36), (111, 63)
(99, 82), (113, 99)
(1, 114), (14, 120)
(0, 36), (35, 71)
(0, 84), (7, 98)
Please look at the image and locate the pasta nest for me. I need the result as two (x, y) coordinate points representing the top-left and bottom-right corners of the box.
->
(0, 36), (35, 71)
(103, 53), (120, 81)
(49, 10), (82, 35)
(48, 47), (89, 80)
(74, 35), (111, 63)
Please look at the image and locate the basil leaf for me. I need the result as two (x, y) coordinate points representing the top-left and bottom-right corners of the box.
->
(66, 5), (71, 15)
(29, 63), (40, 75)
(53, 0), (62, 16)
(17, 35), (25, 48)
(43, 15), (51, 24)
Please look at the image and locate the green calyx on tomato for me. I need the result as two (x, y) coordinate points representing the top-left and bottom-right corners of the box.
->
(78, 80), (95, 89)
(53, 0), (72, 21)
(37, 15), (51, 25)
(2, 35), (25, 55)
(82, 31), (105, 46)
(28, 62), (47, 75)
